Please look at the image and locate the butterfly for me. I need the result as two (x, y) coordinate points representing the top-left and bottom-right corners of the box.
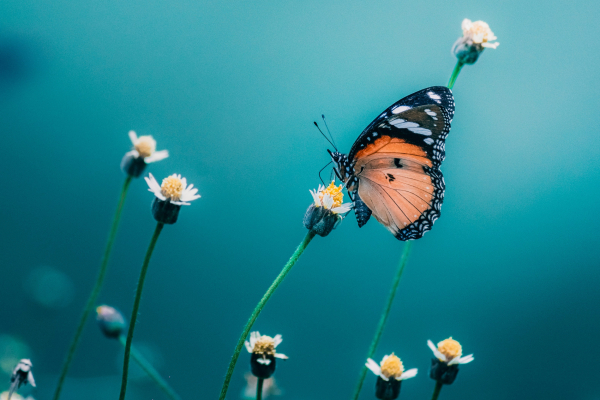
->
(328, 86), (455, 241)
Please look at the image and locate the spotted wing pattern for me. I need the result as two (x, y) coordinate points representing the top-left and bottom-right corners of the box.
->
(347, 86), (454, 240)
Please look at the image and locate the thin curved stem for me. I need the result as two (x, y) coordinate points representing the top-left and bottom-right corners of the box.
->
(351, 241), (413, 400)
(52, 175), (132, 400)
(447, 61), (464, 90)
(117, 335), (182, 400)
(431, 381), (443, 400)
(256, 378), (264, 400)
(218, 231), (316, 400)
(119, 222), (165, 400)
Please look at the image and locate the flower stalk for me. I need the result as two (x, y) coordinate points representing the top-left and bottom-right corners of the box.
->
(447, 61), (464, 90)
(52, 175), (132, 400)
(218, 231), (316, 400)
(431, 380), (443, 400)
(351, 241), (413, 400)
(117, 335), (182, 400)
(119, 222), (165, 400)
(256, 378), (264, 400)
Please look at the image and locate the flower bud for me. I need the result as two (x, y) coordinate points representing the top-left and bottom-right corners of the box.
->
(375, 376), (402, 400)
(303, 204), (340, 237)
(96, 305), (126, 339)
(250, 353), (277, 379)
(151, 198), (181, 225)
(120, 153), (147, 177)
(121, 131), (169, 177)
(245, 332), (288, 379)
(429, 358), (459, 385)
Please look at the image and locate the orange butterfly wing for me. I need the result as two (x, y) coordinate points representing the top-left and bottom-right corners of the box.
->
(354, 137), (442, 238)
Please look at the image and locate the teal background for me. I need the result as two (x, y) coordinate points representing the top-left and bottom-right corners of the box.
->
(1, 1), (599, 400)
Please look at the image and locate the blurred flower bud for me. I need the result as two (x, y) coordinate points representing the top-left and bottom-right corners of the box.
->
(427, 338), (473, 385)
(366, 354), (417, 400)
(452, 19), (499, 65)
(121, 131), (169, 178)
(96, 305), (126, 339)
(245, 332), (288, 379)
(8, 359), (35, 400)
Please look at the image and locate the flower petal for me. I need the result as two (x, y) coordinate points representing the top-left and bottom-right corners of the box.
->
(274, 353), (288, 360)
(482, 42), (499, 49)
(310, 189), (320, 206)
(273, 334), (282, 347)
(125, 150), (139, 158)
(427, 340), (447, 362)
(128, 130), (138, 144)
(170, 200), (191, 206)
(322, 193), (334, 209)
(399, 368), (418, 380)
(145, 174), (164, 198)
(458, 354), (474, 364)
(331, 203), (352, 214)
(250, 332), (259, 348)
(145, 150), (169, 163)
(365, 358), (381, 376)
(245, 341), (253, 353)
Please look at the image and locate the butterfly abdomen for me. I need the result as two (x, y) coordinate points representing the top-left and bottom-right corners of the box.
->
(353, 192), (372, 228)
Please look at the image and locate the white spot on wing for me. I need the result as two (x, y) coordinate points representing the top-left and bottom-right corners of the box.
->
(427, 92), (441, 100)
(409, 127), (432, 136)
(391, 106), (411, 114)
(424, 138), (434, 145)
(424, 109), (437, 117)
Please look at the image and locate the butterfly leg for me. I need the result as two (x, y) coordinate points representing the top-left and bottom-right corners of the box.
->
(353, 192), (372, 228)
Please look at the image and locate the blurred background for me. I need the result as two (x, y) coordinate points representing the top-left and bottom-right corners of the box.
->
(1, 0), (599, 399)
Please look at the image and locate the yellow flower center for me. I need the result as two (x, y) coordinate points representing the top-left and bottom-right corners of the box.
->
(253, 335), (276, 355)
(134, 135), (156, 158)
(380, 353), (404, 379)
(437, 337), (462, 361)
(319, 181), (344, 208)
(161, 176), (184, 201)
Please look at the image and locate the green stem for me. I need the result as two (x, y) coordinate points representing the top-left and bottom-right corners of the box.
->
(117, 335), (182, 400)
(431, 381), (443, 400)
(351, 241), (413, 400)
(256, 378), (264, 400)
(119, 222), (165, 400)
(52, 175), (132, 400)
(447, 60), (464, 90)
(218, 231), (317, 400)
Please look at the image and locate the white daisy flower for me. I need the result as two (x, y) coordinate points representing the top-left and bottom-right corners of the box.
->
(461, 19), (499, 49)
(126, 130), (169, 163)
(309, 181), (352, 214)
(244, 332), (288, 363)
(366, 353), (417, 382)
(145, 173), (200, 206)
(427, 338), (474, 366)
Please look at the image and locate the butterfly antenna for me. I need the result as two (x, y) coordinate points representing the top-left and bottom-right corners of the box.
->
(313, 121), (336, 149)
(321, 114), (337, 150)
(318, 161), (333, 185)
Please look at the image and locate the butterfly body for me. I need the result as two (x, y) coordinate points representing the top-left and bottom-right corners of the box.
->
(330, 86), (455, 241)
